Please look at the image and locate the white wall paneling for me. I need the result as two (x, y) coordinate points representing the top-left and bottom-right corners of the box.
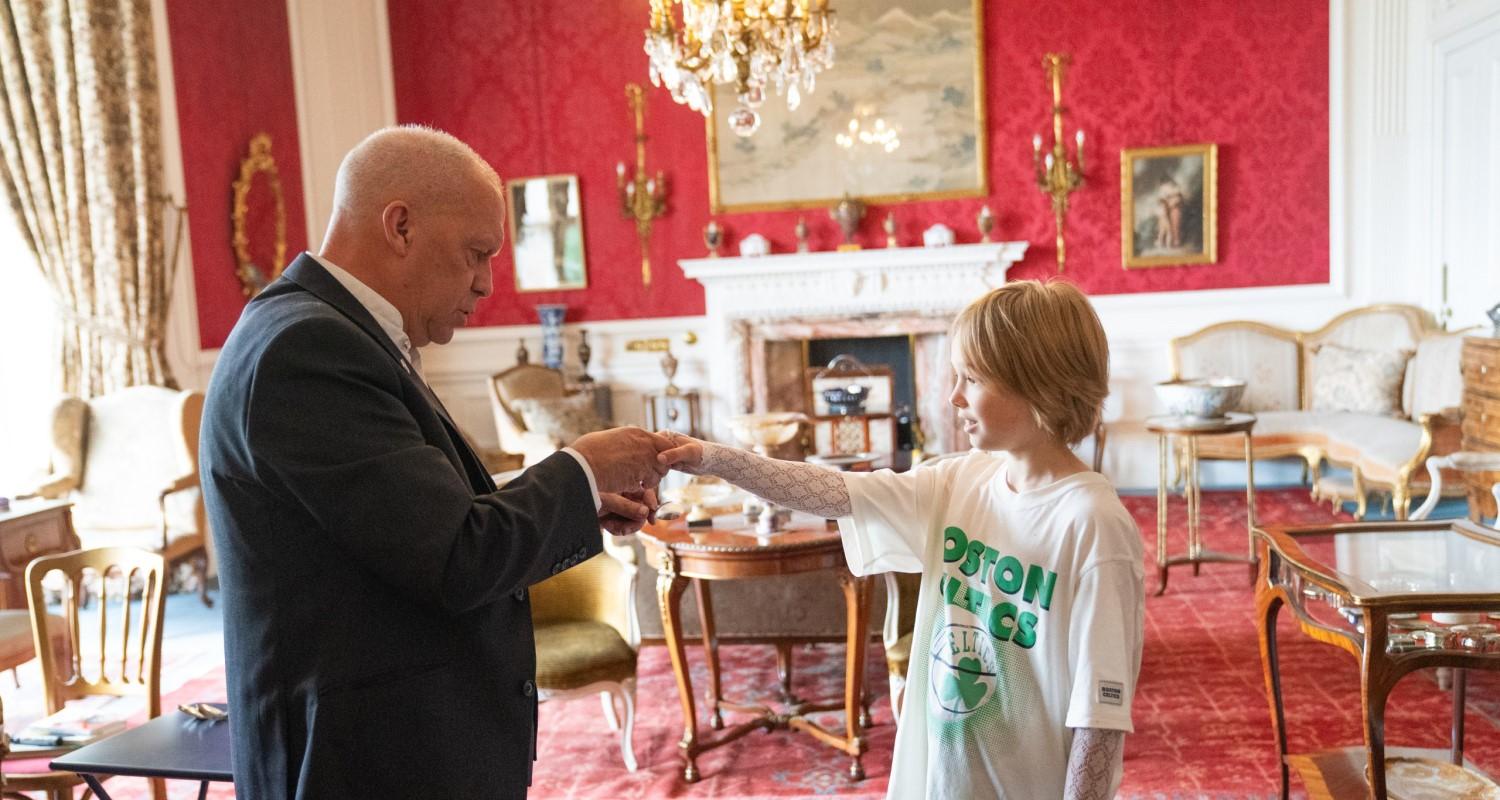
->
(286, 0), (398, 250)
(151, 0), (203, 390)
(1432, 3), (1500, 331)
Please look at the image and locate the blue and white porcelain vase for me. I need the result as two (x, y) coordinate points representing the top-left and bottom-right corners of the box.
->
(536, 303), (568, 370)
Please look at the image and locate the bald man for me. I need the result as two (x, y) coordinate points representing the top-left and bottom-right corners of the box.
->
(201, 126), (671, 798)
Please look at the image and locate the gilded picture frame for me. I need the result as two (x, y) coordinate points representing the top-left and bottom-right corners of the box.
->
(1120, 143), (1218, 269)
(507, 174), (589, 293)
(705, 0), (989, 213)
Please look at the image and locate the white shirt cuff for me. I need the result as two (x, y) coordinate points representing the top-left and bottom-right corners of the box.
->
(560, 447), (603, 512)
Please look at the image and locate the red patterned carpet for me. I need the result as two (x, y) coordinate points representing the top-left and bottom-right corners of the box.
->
(84, 489), (1500, 799)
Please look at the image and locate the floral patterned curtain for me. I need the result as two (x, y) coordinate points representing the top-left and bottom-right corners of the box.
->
(0, 0), (176, 396)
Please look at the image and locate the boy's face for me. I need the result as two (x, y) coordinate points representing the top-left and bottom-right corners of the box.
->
(949, 353), (1045, 453)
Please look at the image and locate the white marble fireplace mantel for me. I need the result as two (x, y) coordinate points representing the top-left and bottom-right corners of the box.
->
(679, 242), (1028, 321)
(678, 241), (1028, 445)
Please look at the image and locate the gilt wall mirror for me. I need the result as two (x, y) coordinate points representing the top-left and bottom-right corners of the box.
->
(231, 133), (288, 298)
(508, 174), (587, 292)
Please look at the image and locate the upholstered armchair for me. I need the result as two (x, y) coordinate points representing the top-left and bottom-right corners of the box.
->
(529, 536), (641, 771)
(881, 571), (921, 722)
(26, 386), (214, 605)
(488, 364), (608, 467)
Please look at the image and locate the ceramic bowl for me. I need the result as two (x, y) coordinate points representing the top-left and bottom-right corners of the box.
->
(1153, 377), (1246, 420)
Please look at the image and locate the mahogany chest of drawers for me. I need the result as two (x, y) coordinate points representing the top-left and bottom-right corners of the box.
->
(1461, 336), (1500, 519)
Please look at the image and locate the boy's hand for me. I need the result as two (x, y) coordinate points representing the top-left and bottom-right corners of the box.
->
(598, 488), (658, 536)
(655, 431), (705, 474)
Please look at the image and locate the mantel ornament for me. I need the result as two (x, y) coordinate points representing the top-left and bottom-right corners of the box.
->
(830, 192), (865, 251)
(231, 133), (287, 298)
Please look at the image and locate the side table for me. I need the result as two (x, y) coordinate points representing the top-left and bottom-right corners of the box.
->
(1145, 412), (1258, 595)
(0, 499), (80, 609)
(637, 513), (871, 783)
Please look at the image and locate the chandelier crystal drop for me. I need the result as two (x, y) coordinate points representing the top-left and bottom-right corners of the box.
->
(646, 0), (836, 137)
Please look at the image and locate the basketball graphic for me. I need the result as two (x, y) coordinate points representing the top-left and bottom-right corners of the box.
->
(929, 623), (998, 715)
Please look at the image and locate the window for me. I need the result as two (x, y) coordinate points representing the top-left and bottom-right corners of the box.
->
(0, 210), (59, 493)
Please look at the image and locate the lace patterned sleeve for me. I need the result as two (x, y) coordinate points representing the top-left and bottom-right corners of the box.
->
(1063, 727), (1125, 800)
(693, 440), (852, 519)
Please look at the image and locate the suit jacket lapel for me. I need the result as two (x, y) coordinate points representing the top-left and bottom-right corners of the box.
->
(279, 254), (494, 492)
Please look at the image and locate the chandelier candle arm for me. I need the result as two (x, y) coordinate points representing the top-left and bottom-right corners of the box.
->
(1032, 52), (1085, 274)
(618, 83), (669, 286)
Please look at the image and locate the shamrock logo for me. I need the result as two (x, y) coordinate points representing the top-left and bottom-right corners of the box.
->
(929, 623), (997, 716)
(939, 656), (989, 710)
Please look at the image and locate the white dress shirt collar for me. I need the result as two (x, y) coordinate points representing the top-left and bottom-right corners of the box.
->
(309, 252), (422, 375)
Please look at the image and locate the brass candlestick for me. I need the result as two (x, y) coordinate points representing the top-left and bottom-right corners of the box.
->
(1031, 53), (1085, 274)
(617, 83), (668, 285)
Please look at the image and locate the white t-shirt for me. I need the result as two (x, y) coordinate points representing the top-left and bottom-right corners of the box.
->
(840, 452), (1145, 800)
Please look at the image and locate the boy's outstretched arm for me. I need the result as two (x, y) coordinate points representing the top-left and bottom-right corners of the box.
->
(657, 434), (852, 518)
(1064, 727), (1125, 800)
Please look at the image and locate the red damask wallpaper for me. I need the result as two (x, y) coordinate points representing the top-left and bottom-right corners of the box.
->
(176, 0), (1327, 344)
(388, 0), (1329, 328)
(167, 1), (308, 349)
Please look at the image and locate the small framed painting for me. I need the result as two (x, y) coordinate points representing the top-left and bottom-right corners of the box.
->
(1120, 143), (1218, 268)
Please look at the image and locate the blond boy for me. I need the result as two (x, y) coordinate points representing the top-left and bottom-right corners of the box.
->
(659, 281), (1145, 799)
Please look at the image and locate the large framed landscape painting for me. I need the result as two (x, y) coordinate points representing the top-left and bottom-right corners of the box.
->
(707, 0), (988, 212)
(1121, 143), (1218, 269)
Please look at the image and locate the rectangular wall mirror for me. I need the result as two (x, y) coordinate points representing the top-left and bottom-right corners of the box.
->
(508, 174), (587, 292)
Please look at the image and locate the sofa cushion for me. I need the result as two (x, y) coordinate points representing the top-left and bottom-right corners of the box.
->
(1309, 344), (1411, 417)
(512, 394), (608, 445)
(1403, 332), (1467, 419)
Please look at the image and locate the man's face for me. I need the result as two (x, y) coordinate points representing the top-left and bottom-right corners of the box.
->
(404, 178), (503, 348)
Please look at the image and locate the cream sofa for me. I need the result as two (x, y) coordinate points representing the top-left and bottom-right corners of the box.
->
(1168, 305), (1466, 519)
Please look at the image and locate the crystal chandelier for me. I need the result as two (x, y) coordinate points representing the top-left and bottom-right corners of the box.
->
(645, 0), (836, 137)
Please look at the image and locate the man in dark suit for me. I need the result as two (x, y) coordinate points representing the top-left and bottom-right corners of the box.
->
(201, 126), (670, 798)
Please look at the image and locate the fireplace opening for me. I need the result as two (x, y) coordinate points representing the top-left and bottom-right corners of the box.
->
(806, 335), (917, 470)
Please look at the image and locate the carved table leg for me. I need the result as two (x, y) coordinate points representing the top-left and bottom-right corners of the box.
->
(1245, 431), (1259, 585)
(658, 568), (699, 782)
(840, 570), (871, 780)
(1362, 608), (1392, 800)
(1254, 555), (1290, 800)
(1156, 433), (1170, 595)
(693, 578), (723, 729)
(775, 640), (799, 704)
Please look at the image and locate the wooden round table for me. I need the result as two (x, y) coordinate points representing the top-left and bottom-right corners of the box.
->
(637, 513), (871, 783)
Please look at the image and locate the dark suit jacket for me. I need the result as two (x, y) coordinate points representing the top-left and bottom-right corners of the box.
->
(201, 254), (602, 799)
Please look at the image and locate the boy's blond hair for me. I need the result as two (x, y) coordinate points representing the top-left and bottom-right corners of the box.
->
(951, 280), (1109, 447)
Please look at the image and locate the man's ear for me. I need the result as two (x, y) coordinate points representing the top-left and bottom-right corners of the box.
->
(381, 201), (412, 255)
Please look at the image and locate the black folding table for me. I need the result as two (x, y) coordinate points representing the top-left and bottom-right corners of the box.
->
(48, 709), (232, 800)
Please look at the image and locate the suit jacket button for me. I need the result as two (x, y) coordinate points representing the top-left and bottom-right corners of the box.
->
(522, 679), (535, 697)
(514, 588), (526, 602)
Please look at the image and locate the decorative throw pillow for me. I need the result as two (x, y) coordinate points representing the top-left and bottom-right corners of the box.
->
(1309, 344), (1413, 417)
(511, 394), (608, 444)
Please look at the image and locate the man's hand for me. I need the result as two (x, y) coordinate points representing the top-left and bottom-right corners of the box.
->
(655, 431), (705, 474)
(598, 488), (657, 536)
(570, 427), (674, 493)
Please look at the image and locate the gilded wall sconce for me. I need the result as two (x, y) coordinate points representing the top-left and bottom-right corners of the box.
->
(1031, 53), (1085, 274)
(617, 83), (669, 285)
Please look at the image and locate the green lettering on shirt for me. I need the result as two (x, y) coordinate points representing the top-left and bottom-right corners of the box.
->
(942, 526), (968, 563)
(993, 555), (1023, 594)
(1023, 564), (1058, 610)
(960, 540), (985, 577)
